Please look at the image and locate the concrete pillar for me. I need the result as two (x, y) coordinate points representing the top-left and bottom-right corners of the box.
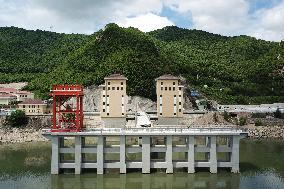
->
(120, 135), (126, 173)
(210, 136), (217, 173)
(75, 136), (82, 174)
(166, 135), (173, 174)
(51, 136), (60, 174)
(97, 136), (104, 174)
(142, 136), (150, 173)
(231, 136), (240, 173)
(188, 136), (195, 173)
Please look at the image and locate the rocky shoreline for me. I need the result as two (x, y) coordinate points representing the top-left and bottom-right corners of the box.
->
(246, 125), (284, 139)
(0, 125), (283, 144)
(0, 127), (47, 143)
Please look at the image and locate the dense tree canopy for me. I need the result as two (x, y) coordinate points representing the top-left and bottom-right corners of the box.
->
(0, 24), (283, 104)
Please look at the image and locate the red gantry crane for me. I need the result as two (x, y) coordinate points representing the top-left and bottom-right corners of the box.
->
(50, 85), (84, 132)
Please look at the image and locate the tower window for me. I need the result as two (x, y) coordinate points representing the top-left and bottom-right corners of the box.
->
(161, 82), (163, 85)
(103, 102), (105, 105)
(165, 87), (167, 91)
(121, 87), (123, 90)
(179, 87), (182, 90)
(121, 82), (123, 85)
(173, 82), (175, 85)
(169, 87), (171, 91)
(103, 87), (105, 90)
(117, 87), (119, 90)
(103, 109), (105, 112)
(108, 82), (110, 85)
(179, 102), (181, 105)
(107, 113), (109, 116)
(112, 87), (115, 90)
(161, 87), (163, 90)
(173, 87), (175, 91)
(179, 109), (181, 112)
(108, 87), (110, 90)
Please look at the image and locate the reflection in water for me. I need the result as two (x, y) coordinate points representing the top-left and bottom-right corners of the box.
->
(0, 140), (283, 189)
(51, 173), (240, 189)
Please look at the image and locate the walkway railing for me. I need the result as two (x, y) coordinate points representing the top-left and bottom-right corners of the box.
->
(42, 125), (247, 136)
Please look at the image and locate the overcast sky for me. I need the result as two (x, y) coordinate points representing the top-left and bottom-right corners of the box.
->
(0, 0), (284, 41)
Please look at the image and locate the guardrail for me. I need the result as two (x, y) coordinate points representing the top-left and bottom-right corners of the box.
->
(42, 126), (247, 135)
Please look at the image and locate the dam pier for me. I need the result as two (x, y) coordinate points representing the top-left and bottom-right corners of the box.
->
(43, 127), (247, 175)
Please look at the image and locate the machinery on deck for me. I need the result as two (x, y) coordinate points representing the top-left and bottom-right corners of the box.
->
(50, 85), (84, 132)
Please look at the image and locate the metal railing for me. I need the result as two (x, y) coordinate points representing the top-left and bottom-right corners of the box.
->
(42, 125), (247, 135)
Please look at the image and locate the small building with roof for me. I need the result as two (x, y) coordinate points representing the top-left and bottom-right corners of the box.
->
(100, 74), (128, 127)
(155, 74), (184, 125)
(0, 87), (34, 102)
(0, 93), (17, 105)
(17, 99), (48, 115)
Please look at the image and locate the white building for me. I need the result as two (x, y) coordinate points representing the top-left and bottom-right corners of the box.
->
(0, 93), (17, 105)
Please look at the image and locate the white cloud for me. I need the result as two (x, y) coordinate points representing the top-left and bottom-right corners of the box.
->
(117, 13), (174, 32)
(0, 0), (164, 33)
(0, 0), (283, 41)
(165, 0), (250, 36)
(164, 0), (284, 41)
(248, 2), (284, 41)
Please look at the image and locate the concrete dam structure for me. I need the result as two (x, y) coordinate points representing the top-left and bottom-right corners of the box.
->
(43, 127), (248, 175)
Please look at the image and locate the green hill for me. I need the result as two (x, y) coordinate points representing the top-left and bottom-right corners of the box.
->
(0, 24), (283, 104)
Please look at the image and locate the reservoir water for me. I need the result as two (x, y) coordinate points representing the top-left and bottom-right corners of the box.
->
(0, 140), (283, 189)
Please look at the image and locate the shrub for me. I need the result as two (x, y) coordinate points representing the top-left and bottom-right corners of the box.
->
(238, 117), (247, 126)
(274, 109), (283, 119)
(213, 112), (218, 123)
(223, 111), (231, 122)
(254, 119), (263, 126)
(6, 110), (28, 127)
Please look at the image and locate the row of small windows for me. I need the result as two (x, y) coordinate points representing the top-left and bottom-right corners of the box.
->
(161, 87), (182, 91)
(107, 82), (124, 85)
(23, 105), (40, 108)
(161, 82), (176, 85)
(19, 95), (28, 97)
(103, 87), (124, 90)
(28, 110), (41, 113)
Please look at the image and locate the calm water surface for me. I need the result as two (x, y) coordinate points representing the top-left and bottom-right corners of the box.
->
(0, 140), (283, 189)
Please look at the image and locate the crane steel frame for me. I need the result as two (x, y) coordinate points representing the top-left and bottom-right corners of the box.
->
(50, 85), (84, 132)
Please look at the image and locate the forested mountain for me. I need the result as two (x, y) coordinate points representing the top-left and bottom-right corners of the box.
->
(0, 24), (283, 104)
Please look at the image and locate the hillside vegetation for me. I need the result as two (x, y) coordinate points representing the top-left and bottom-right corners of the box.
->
(0, 24), (283, 104)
